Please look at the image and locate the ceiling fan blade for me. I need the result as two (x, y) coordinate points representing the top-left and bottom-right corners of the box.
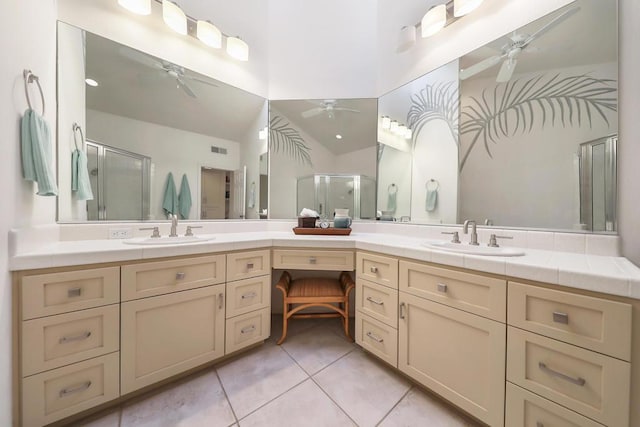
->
(496, 58), (517, 83)
(333, 107), (361, 114)
(460, 55), (504, 80)
(524, 6), (580, 46)
(176, 78), (197, 98)
(301, 107), (325, 118)
(184, 75), (219, 88)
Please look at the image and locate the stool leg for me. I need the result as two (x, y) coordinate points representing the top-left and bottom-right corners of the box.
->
(344, 301), (353, 342)
(277, 302), (289, 345)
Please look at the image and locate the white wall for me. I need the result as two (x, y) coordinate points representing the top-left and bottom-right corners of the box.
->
(377, 145), (412, 219)
(240, 102), (269, 219)
(0, 1), (58, 424)
(86, 110), (241, 220)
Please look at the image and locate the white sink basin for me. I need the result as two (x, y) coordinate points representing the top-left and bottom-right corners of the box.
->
(424, 241), (525, 257)
(123, 236), (216, 245)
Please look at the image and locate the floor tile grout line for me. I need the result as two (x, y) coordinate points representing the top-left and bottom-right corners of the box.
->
(374, 385), (413, 427)
(308, 370), (361, 427)
(214, 368), (241, 426)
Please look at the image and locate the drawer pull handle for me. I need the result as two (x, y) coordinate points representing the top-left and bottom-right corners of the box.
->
(59, 331), (92, 344)
(175, 272), (186, 280)
(552, 311), (569, 325)
(370, 266), (378, 274)
(59, 381), (92, 397)
(437, 283), (448, 293)
(399, 302), (406, 319)
(218, 293), (224, 310)
(241, 325), (256, 334)
(309, 257), (317, 264)
(538, 362), (586, 386)
(366, 296), (384, 306)
(366, 331), (384, 343)
(67, 287), (82, 298)
(241, 292), (257, 300)
(246, 262), (254, 269)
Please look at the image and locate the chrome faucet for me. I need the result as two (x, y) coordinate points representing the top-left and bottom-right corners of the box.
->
(463, 220), (479, 245)
(169, 214), (178, 237)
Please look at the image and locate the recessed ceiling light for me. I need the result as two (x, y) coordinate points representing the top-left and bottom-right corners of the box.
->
(336, 134), (343, 140)
(85, 78), (99, 87)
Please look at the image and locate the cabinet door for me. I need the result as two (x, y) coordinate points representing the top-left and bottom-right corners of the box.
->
(226, 250), (271, 282)
(121, 285), (225, 394)
(398, 293), (506, 427)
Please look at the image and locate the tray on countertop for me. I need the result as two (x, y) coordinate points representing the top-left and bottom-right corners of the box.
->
(292, 227), (352, 236)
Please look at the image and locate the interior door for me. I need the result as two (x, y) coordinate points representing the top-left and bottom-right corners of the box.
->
(230, 166), (247, 219)
(201, 168), (226, 219)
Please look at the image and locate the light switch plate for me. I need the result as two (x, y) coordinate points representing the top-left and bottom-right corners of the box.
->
(109, 228), (132, 239)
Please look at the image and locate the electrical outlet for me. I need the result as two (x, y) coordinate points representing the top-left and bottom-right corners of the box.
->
(109, 228), (132, 239)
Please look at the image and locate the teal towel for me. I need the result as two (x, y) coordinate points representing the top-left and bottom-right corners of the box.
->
(21, 109), (58, 196)
(163, 172), (178, 217)
(178, 174), (192, 219)
(426, 189), (438, 212)
(387, 192), (397, 212)
(71, 149), (94, 201)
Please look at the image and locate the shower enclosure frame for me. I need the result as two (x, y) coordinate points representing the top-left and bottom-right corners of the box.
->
(296, 173), (376, 220)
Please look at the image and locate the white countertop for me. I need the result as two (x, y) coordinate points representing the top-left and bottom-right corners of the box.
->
(9, 229), (640, 300)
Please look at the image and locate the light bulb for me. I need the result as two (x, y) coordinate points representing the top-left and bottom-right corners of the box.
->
(397, 124), (407, 136)
(390, 120), (399, 133)
(381, 116), (391, 130)
(226, 36), (249, 61)
(163, 1), (187, 35)
(405, 128), (413, 139)
(421, 4), (447, 38)
(454, 0), (484, 17)
(118, 0), (151, 15)
(197, 20), (222, 48)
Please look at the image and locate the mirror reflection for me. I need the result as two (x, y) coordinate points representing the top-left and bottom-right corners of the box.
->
(57, 22), (268, 222)
(377, 0), (617, 232)
(268, 99), (378, 219)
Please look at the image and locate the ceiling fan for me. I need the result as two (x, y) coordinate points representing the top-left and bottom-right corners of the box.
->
(301, 99), (360, 119)
(459, 6), (580, 83)
(118, 47), (218, 98)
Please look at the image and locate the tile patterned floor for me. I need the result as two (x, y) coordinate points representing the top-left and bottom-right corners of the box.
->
(77, 317), (481, 427)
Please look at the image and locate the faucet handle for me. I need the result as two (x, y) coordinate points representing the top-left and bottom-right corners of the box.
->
(139, 227), (160, 238)
(441, 231), (461, 243)
(185, 226), (203, 237)
(487, 234), (513, 248)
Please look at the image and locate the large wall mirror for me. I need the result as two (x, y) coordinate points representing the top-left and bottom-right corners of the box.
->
(268, 99), (378, 219)
(57, 22), (268, 222)
(378, 0), (618, 232)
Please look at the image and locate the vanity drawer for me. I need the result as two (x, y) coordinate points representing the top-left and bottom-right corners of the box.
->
(21, 267), (120, 320)
(508, 282), (631, 361)
(121, 255), (225, 301)
(272, 249), (354, 271)
(400, 261), (506, 322)
(507, 327), (630, 427)
(226, 275), (271, 318)
(226, 250), (271, 282)
(356, 279), (398, 328)
(22, 352), (119, 427)
(506, 382), (604, 427)
(22, 304), (120, 377)
(356, 312), (398, 368)
(225, 307), (271, 354)
(356, 252), (398, 289)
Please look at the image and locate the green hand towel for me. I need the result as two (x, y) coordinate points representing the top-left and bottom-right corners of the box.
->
(162, 172), (178, 217)
(178, 174), (192, 219)
(426, 188), (438, 212)
(21, 109), (58, 196)
(72, 149), (94, 201)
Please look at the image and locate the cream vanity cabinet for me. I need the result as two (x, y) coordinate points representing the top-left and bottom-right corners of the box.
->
(397, 260), (507, 427)
(17, 267), (121, 427)
(120, 255), (227, 394)
(506, 282), (632, 427)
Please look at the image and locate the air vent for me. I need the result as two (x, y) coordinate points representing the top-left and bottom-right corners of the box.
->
(211, 146), (228, 155)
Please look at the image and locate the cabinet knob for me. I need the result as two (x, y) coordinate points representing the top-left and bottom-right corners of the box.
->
(552, 311), (569, 325)
(437, 283), (448, 293)
(399, 302), (406, 319)
(370, 266), (378, 274)
(366, 331), (384, 343)
(59, 331), (92, 344)
(67, 287), (82, 298)
(309, 257), (317, 264)
(241, 325), (256, 334)
(366, 296), (384, 306)
(246, 262), (254, 270)
(176, 272), (186, 280)
(59, 381), (92, 398)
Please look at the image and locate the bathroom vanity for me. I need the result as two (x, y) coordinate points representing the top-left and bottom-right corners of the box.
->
(9, 223), (640, 427)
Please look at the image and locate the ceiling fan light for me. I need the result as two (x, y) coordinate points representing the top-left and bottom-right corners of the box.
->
(381, 116), (391, 129)
(226, 36), (249, 61)
(421, 4), (447, 38)
(118, 0), (151, 15)
(197, 20), (222, 48)
(454, 0), (484, 17)
(163, 1), (187, 35)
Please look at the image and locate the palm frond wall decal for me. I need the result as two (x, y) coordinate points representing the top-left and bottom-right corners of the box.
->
(459, 73), (617, 171)
(407, 81), (459, 146)
(269, 115), (313, 167)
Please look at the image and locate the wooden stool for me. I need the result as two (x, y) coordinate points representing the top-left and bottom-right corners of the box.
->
(275, 271), (355, 345)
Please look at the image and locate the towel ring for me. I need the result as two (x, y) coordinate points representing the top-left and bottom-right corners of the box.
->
(426, 179), (439, 192)
(388, 183), (397, 195)
(23, 70), (45, 116)
(72, 123), (84, 150)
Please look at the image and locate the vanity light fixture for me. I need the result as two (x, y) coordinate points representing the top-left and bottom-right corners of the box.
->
(381, 116), (391, 130)
(397, 26), (417, 53)
(396, 124), (407, 136)
(405, 128), (413, 140)
(258, 127), (268, 140)
(162, 0), (187, 35)
(454, 0), (484, 17)
(226, 36), (249, 61)
(118, 0), (151, 15)
(390, 120), (399, 133)
(85, 78), (99, 87)
(421, 4), (447, 38)
(197, 20), (222, 48)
